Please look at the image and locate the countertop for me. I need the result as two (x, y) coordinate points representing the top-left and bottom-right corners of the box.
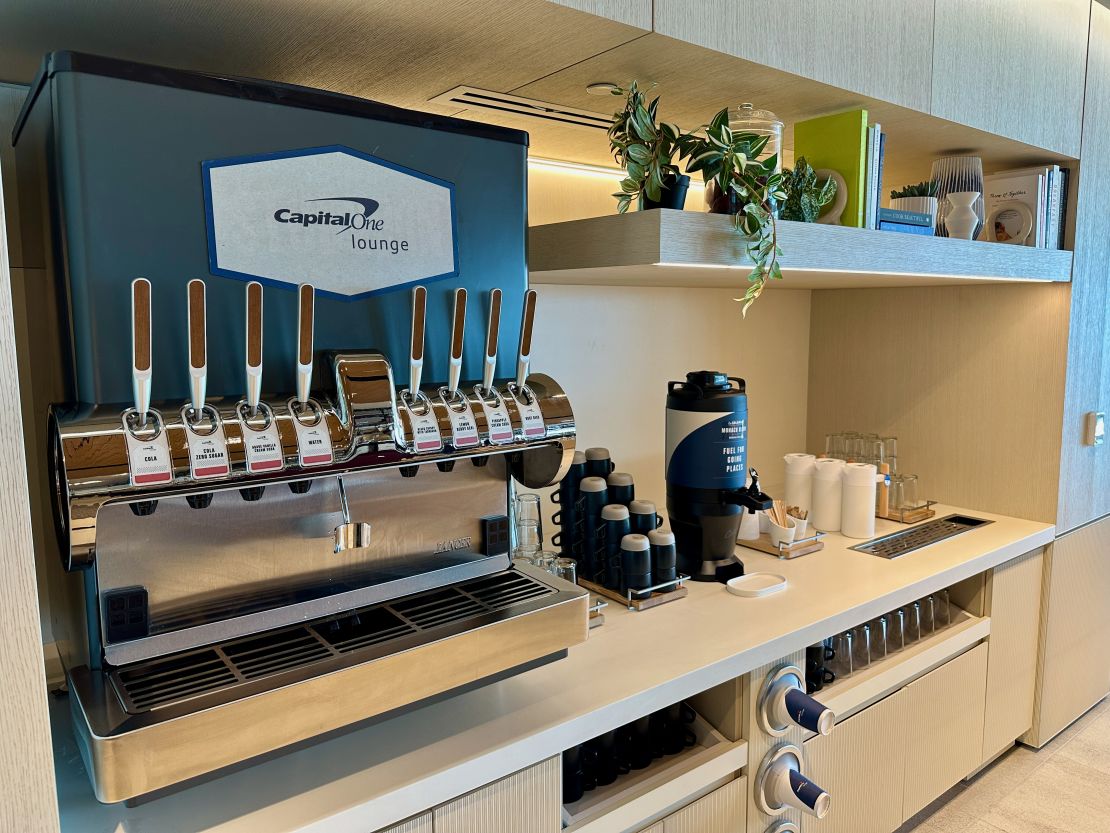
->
(53, 505), (1053, 833)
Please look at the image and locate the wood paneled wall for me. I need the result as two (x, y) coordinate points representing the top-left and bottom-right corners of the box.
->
(806, 283), (1070, 523)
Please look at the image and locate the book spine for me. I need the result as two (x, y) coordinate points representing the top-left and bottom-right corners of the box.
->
(1058, 168), (1070, 249)
(865, 125), (876, 229)
(1046, 166), (1061, 251)
(1035, 174), (1046, 248)
(874, 130), (886, 231)
(878, 221), (934, 236)
(878, 208), (932, 225)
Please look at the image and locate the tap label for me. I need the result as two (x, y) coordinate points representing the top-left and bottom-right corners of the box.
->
(509, 387), (546, 439)
(477, 390), (514, 445)
(240, 419), (284, 474)
(402, 397), (443, 453)
(123, 417), (174, 486)
(445, 400), (480, 449)
(184, 421), (230, 479)
(291, 409), (334, 467)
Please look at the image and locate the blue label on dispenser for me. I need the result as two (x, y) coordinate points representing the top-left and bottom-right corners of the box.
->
(665, 409), (748, 490)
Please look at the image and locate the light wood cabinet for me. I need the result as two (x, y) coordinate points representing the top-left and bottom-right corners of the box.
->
(433, 757), (560, 833)
(901, 644), (988, 819)
(931, 0), (1089, 155)
(1057, 1), (1110, 533)
(653, 0), (934, 111)
(377, 813), (432, 833)
(981, 549), (1044, 762)
(805, 691), (906, 833)
(1027, 518), (1110, 746)
(662, 777), (746, 833)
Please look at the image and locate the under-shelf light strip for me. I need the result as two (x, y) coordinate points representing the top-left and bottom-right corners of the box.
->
(652, 262), (1054, 282)
(528, 156), (705, 189)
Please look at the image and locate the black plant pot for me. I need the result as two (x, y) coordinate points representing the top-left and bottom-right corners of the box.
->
(640, 174), (690, 210)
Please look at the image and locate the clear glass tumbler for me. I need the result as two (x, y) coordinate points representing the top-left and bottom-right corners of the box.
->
(515, 493), (544, 545)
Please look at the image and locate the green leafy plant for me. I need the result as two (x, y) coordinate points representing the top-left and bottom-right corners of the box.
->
(890, 180), (940, 199)
(779, 156), (837, 223)
(676, 108), (786, 316)
(607, 81), (683, 212)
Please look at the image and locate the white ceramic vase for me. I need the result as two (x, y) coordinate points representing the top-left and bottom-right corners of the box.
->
(931, 155), (984, 238)
(890, 196), (938, 230)
(946, 191), (980, 240)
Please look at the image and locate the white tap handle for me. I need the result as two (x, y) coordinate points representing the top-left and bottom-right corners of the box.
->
(483, 288), (502, 394)
(186, 279), (207, 414)
(409, 285), (427, 395)
(296, 283), (314, 405)
(245, 281), (263, 413)
(516, 289), (537, 389)
(131, 277), (152, 423)
(448, 287), (466, 395)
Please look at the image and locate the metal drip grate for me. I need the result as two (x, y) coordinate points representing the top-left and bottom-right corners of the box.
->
(851, 514), (993, 559)
(110, 571), (553, 714)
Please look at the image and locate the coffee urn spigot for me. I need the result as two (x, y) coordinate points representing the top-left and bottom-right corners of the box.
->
(732, 467), (774, 514)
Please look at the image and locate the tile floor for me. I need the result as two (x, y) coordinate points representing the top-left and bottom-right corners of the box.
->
(899, 697), (1110, 832)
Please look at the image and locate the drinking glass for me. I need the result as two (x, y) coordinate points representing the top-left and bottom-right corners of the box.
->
(870, 615), (889, 661)
(553, 557), (578, 584)
(889, 474), (920, 512)
(515, 519), (542, 557)
(534, 550), (558, 574)
(853, 623), (872, 671)
(920, 596), (936, 637)
(890, 608), (907, 652)
(515, 493), (544, 545)
(829, 631), (855, 679)
(907, 601), (923, 643)
(936, 589), (952, 628)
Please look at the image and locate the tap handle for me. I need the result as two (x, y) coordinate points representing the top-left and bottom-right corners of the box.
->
(516, 289), (537, 389)
(131, 277), (152, 423)
(409, 285), (427, 395)
(187, 279), (208, 415)
(296, 283), (314, 405)
(483, 288), (502, 394)
(448, 287), (466, 395)
(245, 281), (263, 413)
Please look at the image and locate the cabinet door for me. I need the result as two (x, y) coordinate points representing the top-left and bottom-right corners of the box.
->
(377, 813), (432, 833)
(931, 0), (1089, 154)
(662, 777), (746, 833)
(902, 644), (988, 820)
(1027, 519), (1110, 746)
(1058, 1), (1110, 532)
(805, 690), (906, 833)
(654, 0), (934, 111)
(981, 548), (1044, 762)
(433, 757), (560, 833)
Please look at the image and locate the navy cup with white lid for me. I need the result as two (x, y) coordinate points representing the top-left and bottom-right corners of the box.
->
(552, 450), (587, 557)
(620, 533), (653, 599)
(578, 476), (608, 582)
(607, 472), (635, 506)
(629, 499), (662, 536)
(648, 528), (678, 592)
(601, 504), (631, 589)
(585, 447), (615, 479)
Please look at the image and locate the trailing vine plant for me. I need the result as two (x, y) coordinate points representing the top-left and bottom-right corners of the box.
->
(606, 81), (683, 212)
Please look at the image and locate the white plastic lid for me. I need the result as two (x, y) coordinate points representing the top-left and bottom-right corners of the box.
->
(585, 447), (611, 460)
(843, 462), (878, 484)
(601, 504), (630, 521)
(726, 572), (787, 597)
(572, 450), (587, 465)
(629, 499), (656, 514)
(620, 533), (650, 551)
(579, 476), (608, 493)
(607, 471), (634, 487)
(784, 452), (816, 472)
(813, 458), (846, 480)
(648, 528), (675, 546)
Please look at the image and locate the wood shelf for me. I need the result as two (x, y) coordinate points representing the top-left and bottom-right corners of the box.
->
(529, 210), (1073, 290)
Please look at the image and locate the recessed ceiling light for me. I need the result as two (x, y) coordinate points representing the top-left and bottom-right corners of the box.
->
(585, 82), (622, 97)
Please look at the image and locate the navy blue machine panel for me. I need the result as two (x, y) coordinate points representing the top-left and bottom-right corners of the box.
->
(13, 52), (529, 405)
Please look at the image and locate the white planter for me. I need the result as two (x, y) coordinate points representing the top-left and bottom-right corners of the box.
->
(890, 196), (938, 229)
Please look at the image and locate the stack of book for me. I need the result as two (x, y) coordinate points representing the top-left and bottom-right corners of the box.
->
(983, 165), (1069, 249)
(793, 109), (886, 229)
(876, 208), (934, 236)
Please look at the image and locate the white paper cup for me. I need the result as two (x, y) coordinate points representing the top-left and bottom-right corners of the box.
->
(738, 509), (760, 541)
(790, 515), (809, 540)
(759, 510), (771, 534)
(769, 518), (796, 547)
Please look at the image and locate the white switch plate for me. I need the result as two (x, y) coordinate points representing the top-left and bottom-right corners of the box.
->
(1084, 411), (1105, 446)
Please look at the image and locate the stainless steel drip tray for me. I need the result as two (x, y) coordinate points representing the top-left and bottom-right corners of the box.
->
(69, 566), (589, 803)
(851, 514), (994, 559)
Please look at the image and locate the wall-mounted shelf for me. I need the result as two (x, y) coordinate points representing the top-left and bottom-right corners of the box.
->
(529, 210), (1073, 290)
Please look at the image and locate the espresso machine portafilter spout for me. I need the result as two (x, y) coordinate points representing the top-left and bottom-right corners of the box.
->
(333, 475), (372, 553)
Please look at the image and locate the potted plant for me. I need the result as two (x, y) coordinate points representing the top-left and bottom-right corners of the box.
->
(890, 180), (940, 228)
(779, 157), (838, 223)
(608, 81), (690, 212)
(677, 108), (786, 315)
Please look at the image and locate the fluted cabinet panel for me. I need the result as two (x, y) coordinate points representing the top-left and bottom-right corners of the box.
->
(434, 757), (560, 833)
(931, 0), (1089, 155)
(804, 691), (905, 833)
(1027, 517), (1110, 746)
(548, 0), (651, 29)
(981, 548), (1044, 762)
(901, 645), (988, 820)
(376, 813), (432, 833)
(663, 777), (746, 833)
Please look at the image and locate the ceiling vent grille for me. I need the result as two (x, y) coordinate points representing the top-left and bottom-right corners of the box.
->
(428, 86), (612, 131)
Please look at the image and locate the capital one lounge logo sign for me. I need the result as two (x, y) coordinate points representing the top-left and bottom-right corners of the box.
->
(203, 146), (457, 298)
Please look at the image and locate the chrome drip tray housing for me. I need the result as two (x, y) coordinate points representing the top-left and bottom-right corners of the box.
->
(850, 514), (993, 559)
(68, 567), (588, 804)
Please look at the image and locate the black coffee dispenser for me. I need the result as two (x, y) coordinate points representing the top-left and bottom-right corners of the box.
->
(665, 371), (772, 581)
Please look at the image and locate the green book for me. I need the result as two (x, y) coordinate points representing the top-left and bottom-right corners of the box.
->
(793, 109), (869, 228)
